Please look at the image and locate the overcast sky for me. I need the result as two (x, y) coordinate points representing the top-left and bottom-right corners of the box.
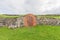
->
(0, 0), (60, 15)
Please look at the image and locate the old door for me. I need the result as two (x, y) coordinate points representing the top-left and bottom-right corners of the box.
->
(27, 16), (33, 26)
(23, 14), (37, 26)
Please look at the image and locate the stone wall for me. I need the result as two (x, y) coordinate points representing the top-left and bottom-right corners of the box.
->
(37, 17), (60, 25)
(0, 15), (60, 28)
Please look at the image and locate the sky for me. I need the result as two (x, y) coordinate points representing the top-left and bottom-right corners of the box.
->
(0, 0), (60, 15)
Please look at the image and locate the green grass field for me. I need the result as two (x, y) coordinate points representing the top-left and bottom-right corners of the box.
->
(0, 25), (60, 40)
(0, 14), (19, 18)
(37, 15), (60, 19)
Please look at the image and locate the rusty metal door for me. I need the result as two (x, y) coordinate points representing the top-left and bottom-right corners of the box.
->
(27, 16), (33, 26)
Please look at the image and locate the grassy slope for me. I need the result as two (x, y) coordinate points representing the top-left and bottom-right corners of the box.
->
(0, 25), (60, 40)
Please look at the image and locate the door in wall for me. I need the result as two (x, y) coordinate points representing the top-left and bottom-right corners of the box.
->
(27, 16), (33, 26)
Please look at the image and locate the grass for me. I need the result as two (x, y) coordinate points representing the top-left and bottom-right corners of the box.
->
(0, 25), (60, 40)
(0, 14), (60, 18)
(0, 14), (19, 18)
(37, 15), (60, 19)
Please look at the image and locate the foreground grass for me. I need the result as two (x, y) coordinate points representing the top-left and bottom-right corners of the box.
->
(0, 25), (60, 40)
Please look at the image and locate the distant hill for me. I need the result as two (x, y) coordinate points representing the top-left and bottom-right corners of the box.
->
(3, 14), (20, 16)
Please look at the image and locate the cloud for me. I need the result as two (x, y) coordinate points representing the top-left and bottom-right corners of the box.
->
(0, 0), (60, 15)
(0, 0), (25, 14)
(23, 0), (60, 14)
